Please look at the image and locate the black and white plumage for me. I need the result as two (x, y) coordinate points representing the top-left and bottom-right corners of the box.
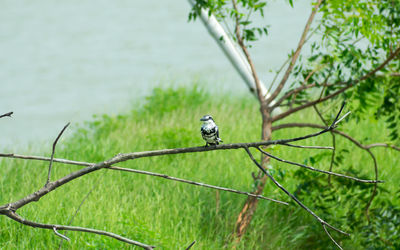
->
(200, 115), (223, 146)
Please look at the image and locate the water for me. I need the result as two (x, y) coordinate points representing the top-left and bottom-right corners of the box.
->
(0, 0), (310, 150)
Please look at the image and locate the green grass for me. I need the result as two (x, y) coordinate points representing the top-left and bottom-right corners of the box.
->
(1, 86), (399, 249)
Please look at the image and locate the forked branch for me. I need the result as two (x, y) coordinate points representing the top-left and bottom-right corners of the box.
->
(0, 104), (382, 249)
(0, 111), (13, 119)
(3, 210), (155, 250)
(46, 122), (70, 186)
(256, 147), (381, 183)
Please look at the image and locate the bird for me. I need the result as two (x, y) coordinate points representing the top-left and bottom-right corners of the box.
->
(200, 115), (223, 146)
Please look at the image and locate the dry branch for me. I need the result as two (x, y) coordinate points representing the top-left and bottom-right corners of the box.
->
(110, 166), (288, 205)
(0, 111), (13, 119)
(3, 210), (154, 249)
(46, 122), (70, 186)
(185, 240), (196, 250)
(256, 147), (381, 183)
(272, 123), (400, 152)
(280, 143), (333, 150)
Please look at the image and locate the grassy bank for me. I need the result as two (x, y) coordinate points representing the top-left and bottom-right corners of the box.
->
(1, 87), (399, 249)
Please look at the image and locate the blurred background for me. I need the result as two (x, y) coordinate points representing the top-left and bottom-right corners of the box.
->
(0, 0), (310, 150)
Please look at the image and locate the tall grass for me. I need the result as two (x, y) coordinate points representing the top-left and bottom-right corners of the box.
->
(0, 86), (398, 249)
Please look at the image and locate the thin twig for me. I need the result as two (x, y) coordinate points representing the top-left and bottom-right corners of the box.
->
(53, 226), (71, 241)
(280, 143), (333, 150)
(271, 73), (336, 110)
(109, 166), (288, 205)
(312, 103), (336, 185)
(46, 123), (70, 186)
(364, 149), (378, 220)
(0, 112), (13, 119)
(272, 123), (400, 152)
(59, 172), (106, 249)
(3, 211), (154, 249)
(185, 240), (196, 250)
(256, 147), (380, 183)
(328, 133), (336, 185)
(322, 224), (343, 250)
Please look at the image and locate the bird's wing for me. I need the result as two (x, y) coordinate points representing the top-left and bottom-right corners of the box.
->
(216, 126), (220, 138)
(210, 127), (216, 134)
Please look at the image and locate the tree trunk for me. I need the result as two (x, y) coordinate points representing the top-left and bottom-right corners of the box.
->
(233, 107), (272, 241)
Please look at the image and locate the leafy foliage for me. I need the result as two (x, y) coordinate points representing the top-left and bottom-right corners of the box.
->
(294, 166), (400, 249)
(376, 76), (400, 142)
(189, 0), (269, 46)
(288, 0), (400, 143)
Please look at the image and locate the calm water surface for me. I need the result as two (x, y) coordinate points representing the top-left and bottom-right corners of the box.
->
(0, 0), (310, 150)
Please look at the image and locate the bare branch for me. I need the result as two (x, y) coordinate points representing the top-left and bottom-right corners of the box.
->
(2, 210), (154, 249)
(0, 111), (13, 119)
(312, 104), (337, 185)
(59, 172), (105, 249)
(272, 123), (400, 152)
(256, 146), (380, 183)
(271, 80), (338, 110)
(109, 166), (288, 205)
(185, 240), (196, 250)
(280, 143), (333, 150)
(0, 153), (89, 166)
(53, 227), (71, 241)
(0, 153), (287, 205)
(322, 224), (343, 250)
(266, 0), (323, 104)
(365, 143), (400, 151)
(272, 83), (318, 109)
(328, 133), (336, 185)
(46, 122), (70, 186)
(243, 147), (349, 247)
(272, 45), (400, 122)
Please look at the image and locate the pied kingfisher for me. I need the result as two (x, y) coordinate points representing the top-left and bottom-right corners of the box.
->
(200, 115), (223, 146)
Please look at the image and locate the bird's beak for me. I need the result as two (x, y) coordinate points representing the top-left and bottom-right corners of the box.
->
(200, 117), (206, 121)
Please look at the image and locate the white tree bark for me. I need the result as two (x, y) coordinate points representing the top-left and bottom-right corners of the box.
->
(187, 0), (270, 99)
